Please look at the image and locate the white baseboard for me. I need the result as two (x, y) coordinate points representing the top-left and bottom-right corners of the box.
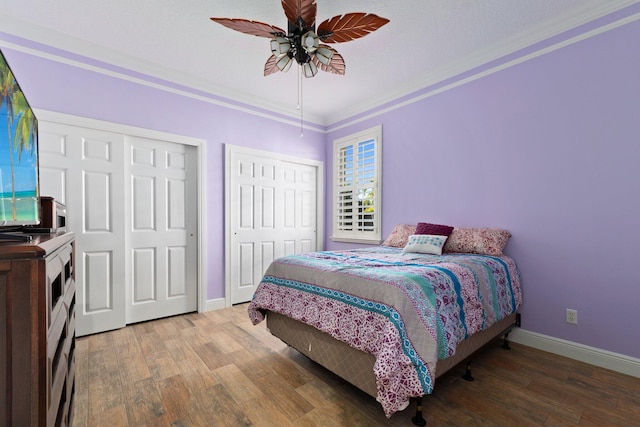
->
(509, 329), (640, 378)
(204, 298), (226, 312)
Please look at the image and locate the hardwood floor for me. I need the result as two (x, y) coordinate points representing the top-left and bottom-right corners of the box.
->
(72, 304), (640, 426)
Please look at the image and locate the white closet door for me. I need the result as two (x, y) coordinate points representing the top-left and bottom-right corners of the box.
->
(226, 146), (321, 304)
(39, 119), (200, 336)
(39, 123), (127, 336)
(125, 136), (198, 323)
(281, 161), (317, 256)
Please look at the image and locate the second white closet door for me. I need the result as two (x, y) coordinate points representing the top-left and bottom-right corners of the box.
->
(126, 136), (198, 324)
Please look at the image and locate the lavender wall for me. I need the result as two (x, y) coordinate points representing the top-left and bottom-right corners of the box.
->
(2, 8), (639, 359)
(0, 37), (326, 301)
(326, 18), (640, 358)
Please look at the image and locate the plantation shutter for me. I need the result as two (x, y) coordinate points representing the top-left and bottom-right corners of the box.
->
(332, 125), (382, 243)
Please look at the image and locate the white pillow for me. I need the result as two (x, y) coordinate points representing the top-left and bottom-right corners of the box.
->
(403, 234), (448, 255)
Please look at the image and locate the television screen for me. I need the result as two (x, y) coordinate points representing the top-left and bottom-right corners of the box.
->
(0, 48), (39, 226)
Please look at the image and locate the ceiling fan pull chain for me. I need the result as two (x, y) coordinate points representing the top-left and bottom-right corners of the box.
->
(297, 64), (302, 111)
(299, 65), (304, 138)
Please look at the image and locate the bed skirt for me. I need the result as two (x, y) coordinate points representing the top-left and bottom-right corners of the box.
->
(266, 310), (518, 398)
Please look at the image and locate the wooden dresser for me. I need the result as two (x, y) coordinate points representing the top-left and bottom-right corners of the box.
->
(0, 232), (76, 426)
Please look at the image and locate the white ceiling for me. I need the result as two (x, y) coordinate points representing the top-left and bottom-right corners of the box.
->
(1, 1), (637, 126)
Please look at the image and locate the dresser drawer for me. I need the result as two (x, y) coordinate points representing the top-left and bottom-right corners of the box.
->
(46, 241), (74, 331)
(1, 232), (75, 426)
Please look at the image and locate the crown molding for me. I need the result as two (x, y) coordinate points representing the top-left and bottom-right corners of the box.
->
(325, 0), (640, 125)
(2, 1), (639, 129)
(0, 13), (327, 128)
(327, 7), (640, 133)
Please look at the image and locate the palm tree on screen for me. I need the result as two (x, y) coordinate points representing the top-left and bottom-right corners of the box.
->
(0, 59), (32, 220)
(12, 91), (36, 162)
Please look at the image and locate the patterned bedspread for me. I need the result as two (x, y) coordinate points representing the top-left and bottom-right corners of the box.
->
(247, 246), (522, 417)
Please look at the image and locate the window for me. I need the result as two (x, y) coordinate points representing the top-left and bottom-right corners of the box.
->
(331, 125), (382, 244)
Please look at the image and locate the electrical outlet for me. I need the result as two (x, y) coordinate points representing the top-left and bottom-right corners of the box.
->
(566, 309), (578, 324)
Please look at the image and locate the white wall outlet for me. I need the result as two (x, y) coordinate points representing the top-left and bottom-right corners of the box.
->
(566, 308), (578, 324)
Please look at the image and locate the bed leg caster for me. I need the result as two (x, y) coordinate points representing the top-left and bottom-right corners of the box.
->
(411, 397), (427, 426)
(462, 362), (475, 381)
(502, 331), (511, 350)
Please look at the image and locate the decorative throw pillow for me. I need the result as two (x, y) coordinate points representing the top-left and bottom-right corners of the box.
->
(403, 234), (448, 255)
(381, 224), (416, 248)
(415, 222), (454, 237)
(443, 227), (511, 255)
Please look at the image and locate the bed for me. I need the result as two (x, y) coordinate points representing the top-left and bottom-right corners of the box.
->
(247, 226), (522, 423)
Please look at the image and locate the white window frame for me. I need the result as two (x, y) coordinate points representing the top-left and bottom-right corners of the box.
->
(330, 125), (382, 244)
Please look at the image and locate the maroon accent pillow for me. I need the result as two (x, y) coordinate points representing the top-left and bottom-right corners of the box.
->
(415, 222), (454, 236)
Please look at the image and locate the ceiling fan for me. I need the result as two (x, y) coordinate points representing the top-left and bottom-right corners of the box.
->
(210, 0), (390, 78)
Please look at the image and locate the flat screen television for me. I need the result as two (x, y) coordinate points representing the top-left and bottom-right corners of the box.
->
(0, 47), (40, 234)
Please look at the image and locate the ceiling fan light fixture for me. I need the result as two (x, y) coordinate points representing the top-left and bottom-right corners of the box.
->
(211, 2), (389, 81)
(276, 54), (293, 72)
(302, 61), (318, 78)
(270, 36), (291, 56)
(315, 46), (334, 66)
(211, 2), (389, 136)
(301, 31), (319, 53)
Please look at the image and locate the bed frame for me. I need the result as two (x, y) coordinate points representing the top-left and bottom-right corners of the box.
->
(266, 310), (520, 425)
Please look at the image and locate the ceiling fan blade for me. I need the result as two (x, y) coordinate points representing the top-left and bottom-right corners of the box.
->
(210, 18), (286, 38)
(312, 48), (345, 75)
(281, 0), (317, 29)
(317, 13), (389, 43)
(264, 55), (280, 76)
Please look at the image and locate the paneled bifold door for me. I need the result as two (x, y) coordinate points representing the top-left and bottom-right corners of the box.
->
(38, 121), (198, 336)
(126, 136), (197, 324)
(226, 145), (322, 304)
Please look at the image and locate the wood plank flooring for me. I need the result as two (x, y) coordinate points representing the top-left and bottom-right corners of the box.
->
(72, 304), (640, 426)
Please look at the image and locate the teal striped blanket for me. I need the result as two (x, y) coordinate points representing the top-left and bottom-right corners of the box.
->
(248, 247), (522, 417)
